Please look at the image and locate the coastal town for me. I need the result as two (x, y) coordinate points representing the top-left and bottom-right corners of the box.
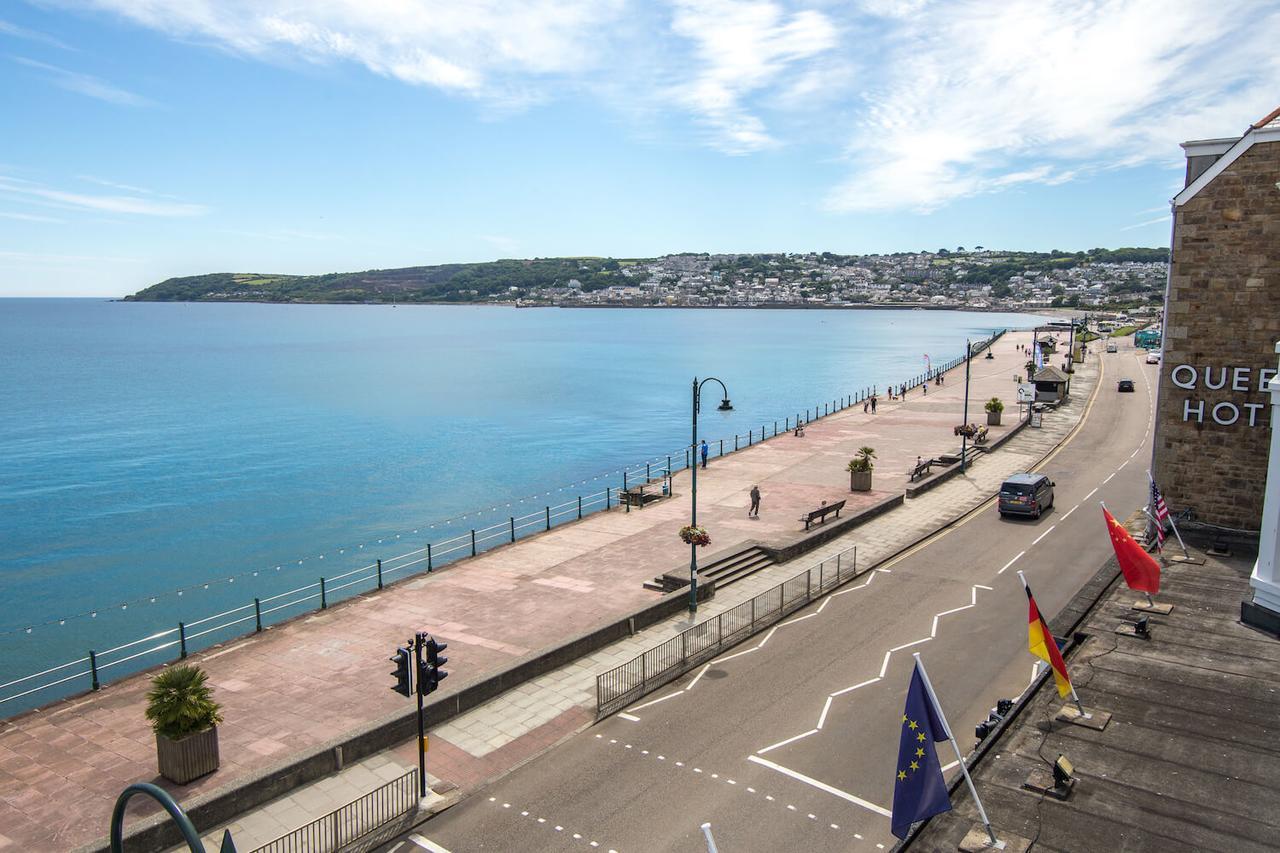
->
(510, 248), (1167, 312)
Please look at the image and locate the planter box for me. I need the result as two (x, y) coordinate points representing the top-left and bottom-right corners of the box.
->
(157, 727), (220, 785)
(986, 411), (1002, 426)
(850, 470), (873, 492)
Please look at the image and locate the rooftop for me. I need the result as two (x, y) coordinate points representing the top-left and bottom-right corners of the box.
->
(906, 547), (1280, 852)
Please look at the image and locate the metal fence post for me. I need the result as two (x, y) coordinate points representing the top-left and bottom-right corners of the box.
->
(511, 517), (516, 542)
(254, 598), (262, 632)
(735, 434), (739, 451)
(681, 629), (687, 666)
(376, 558), (383, 590)
(647, 462), (651, 481)
(606, 487), (611, 509)
(836, 551), (841, 580)
(578, 496), (583, 519)
(427, 542), (433, 572)
(332, 809), (341, 848)
(719, 439), (723, 456)
(179, 622), (187, 659)
(546, 506), (551, 530)
(751, 596), (757, 627)
(748, 429), (753, 446)
(88, 650), (99, 691)
(819, 561), (824, 589)
(320, 577), (327, 609)
(471, 529), (477, 556)
(806, 570), (812, 601)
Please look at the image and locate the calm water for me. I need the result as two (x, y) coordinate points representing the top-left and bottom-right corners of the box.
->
(0, 300), (1046, 712)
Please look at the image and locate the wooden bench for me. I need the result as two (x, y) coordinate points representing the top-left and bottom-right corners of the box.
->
(800, 499), (845, 530)
(910, 459), (935, 482)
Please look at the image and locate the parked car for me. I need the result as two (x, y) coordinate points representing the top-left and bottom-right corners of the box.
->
(1145, 351), (1161, 364)
(1106, 341), (1118, 353)
(1117, 379), (1135, 392)
(999, 473), (1055, 519)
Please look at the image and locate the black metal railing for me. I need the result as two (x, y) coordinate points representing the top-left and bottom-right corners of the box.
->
(596, 543), (859, 718)
(249, 768), (418, 853)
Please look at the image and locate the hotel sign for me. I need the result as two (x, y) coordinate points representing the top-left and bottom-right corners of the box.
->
(1171, 363), (1276, 426)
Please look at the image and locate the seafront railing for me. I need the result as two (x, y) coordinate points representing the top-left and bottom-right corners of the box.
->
(0, 330), (1005, 715)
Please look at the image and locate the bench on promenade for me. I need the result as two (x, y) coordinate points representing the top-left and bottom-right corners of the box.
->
(620, 483), (667, 507)
(910, 459), (936, 482)
(800, 499), (846, 531)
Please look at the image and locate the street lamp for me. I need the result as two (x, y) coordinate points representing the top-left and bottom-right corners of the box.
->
(690, 376), (732, 613)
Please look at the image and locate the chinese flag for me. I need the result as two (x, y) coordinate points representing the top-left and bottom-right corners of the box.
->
(1103, 507), (1161, 595)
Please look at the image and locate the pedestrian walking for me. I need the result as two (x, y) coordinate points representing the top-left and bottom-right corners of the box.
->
(864, 400), (869, 413)
(871, 395), (877, 414)
(749, 485), (761, 518)
(700, 439), (709, 469)
(922, 382), (927, 395)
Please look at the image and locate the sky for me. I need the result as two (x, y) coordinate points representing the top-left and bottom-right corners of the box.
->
(1, 1), (1277, 297)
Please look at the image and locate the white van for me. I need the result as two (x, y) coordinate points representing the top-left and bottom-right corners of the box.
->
(1106, 341), (1118, 353)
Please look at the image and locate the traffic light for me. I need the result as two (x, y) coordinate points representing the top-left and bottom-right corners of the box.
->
(389, 646), (413, 697)
(421, 635), (449, 695)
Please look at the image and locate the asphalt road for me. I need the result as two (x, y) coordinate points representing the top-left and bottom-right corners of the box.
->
(398, 345), (1158, 853)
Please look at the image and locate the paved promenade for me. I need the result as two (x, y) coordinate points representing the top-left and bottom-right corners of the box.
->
(0, 328), (1066, 851)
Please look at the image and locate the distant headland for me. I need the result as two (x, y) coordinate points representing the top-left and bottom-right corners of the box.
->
(124, 247), (1168, 311)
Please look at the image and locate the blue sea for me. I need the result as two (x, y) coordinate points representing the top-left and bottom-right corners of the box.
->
(0, 299), (1047, 713)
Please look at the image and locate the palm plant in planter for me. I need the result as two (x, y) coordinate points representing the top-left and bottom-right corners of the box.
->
(846, 446), (876, 491)
(985, 397), (1004, 426)
(146, 664), (223, 784)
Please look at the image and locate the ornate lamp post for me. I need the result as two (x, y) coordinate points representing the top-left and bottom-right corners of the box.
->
(690, 377), (732, 613)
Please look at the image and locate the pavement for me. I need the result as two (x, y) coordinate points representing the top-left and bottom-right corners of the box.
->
(380, 339), (1154, 852)
(0, 327), (1068, 852)
(908, 546), (1280, 853)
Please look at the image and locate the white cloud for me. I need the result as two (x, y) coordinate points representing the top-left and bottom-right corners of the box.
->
(0, 175), (207, 216)
(0, 18), (75, 50)
(823, 0), (1280, 212)
(1120, 215), (1171, 232)
(0, 210), (65, 223)
(11, 56), (152, 106)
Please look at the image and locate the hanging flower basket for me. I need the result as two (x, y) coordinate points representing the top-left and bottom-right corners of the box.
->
(679, 525), (711, 547)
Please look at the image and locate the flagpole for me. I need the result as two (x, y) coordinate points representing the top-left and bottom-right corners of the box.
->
(912, 654), (1000, 848)
(1147, 470), (1190, 557)
(1016, 571), (1086, 717)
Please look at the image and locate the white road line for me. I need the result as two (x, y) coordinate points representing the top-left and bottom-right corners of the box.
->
(1104, 473), (1115, 483)
(758, 626), (780, 647)
(940, 760), (960, 772)
(748, 755), (892, 817)
(629, 690), (684, 711)
(974, 584), (993, 591)
(830, 677), (881, 697)
(878, 650), (893, 678)
(757, 729), (820, 755)
(997, 550), (1026, 575)
(1119, 459), (1129, 468)
(1031, 525), (1056, 546)
(782, 613), (818, 627)
(816, 597), (833, 614)
(935, 604), (972, 618)
(617, 713), (640, 722)
(816, 696), (834, 730)
(1130, 448), (1140, 458)
(889, 637), (931, 653)
(687, 663), (712, 690)
(408, 834), (453, 852)
(1061, 505), (1078, 520)
(1085, 487), (1098, 500)
(713, 647), (758, 664)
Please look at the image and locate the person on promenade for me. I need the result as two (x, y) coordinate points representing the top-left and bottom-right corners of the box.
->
(749, 485), (761, 518)
(922, 382), (927, 395)
(700, 439), (709, 469)
(871, 395), (877, 414)
(864, 399), (869, 413)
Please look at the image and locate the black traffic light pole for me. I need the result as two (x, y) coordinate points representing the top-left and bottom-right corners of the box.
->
(413, 632), (427, 799)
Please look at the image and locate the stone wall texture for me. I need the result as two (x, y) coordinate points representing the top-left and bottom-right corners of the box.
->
(1153, 139), (1280, 534)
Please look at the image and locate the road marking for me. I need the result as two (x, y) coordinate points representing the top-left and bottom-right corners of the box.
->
(687, 663), (712, 690)
(830, 677), (881, 697)
(878, 651), (892, 678)
(408, 835), (452, 852)
(630, 690), (684, 711)
(997, 550), (1026, 575)
(1031, 525), (1056, 545)
(1104, 473), (1115, 483)
(1130, 448), (1140, 458)
(817, 596), (834, 614)
(758, 626), (780, 647)
(617, 713), (640, 722)
(1061, 505), (1078, 520)
(1084, 487), (1098, 500)
(889, 637), (931, 653)
(941, 760), (960, 772)
(748, 755), (892, 817)
(758, 728), (820, 755)
(817, 696), (834, 729)
(713, 647), (758, 664)
(782, 613), (817, 627)
(1119, 459), (1129, 469)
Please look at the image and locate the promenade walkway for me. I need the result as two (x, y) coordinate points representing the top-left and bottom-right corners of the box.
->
(0, 328), (1070, 851)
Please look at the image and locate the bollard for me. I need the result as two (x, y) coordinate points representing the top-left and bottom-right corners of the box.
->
(254, 597), (262, 632)
(427, 542), (433, 572)
(320, 577), (327, 609)
(471, 529), (477, 557)
(376, 558), (383, 590)
(546, 506), (551, 530)
(89, 649), (99, 691)
(511, 517), (516, 542)
(179, 622), (187, 659)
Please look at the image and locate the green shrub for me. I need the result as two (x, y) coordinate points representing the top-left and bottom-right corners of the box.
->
(145, 665), (223, 739)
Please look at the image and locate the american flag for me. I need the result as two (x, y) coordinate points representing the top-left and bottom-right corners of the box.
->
(1151, 479), (1171, 549)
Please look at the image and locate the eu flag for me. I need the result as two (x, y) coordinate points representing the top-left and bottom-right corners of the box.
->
(890, 661), (952, 839)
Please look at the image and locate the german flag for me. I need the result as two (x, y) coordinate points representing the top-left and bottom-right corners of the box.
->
(1025, 583), (1073, 698)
